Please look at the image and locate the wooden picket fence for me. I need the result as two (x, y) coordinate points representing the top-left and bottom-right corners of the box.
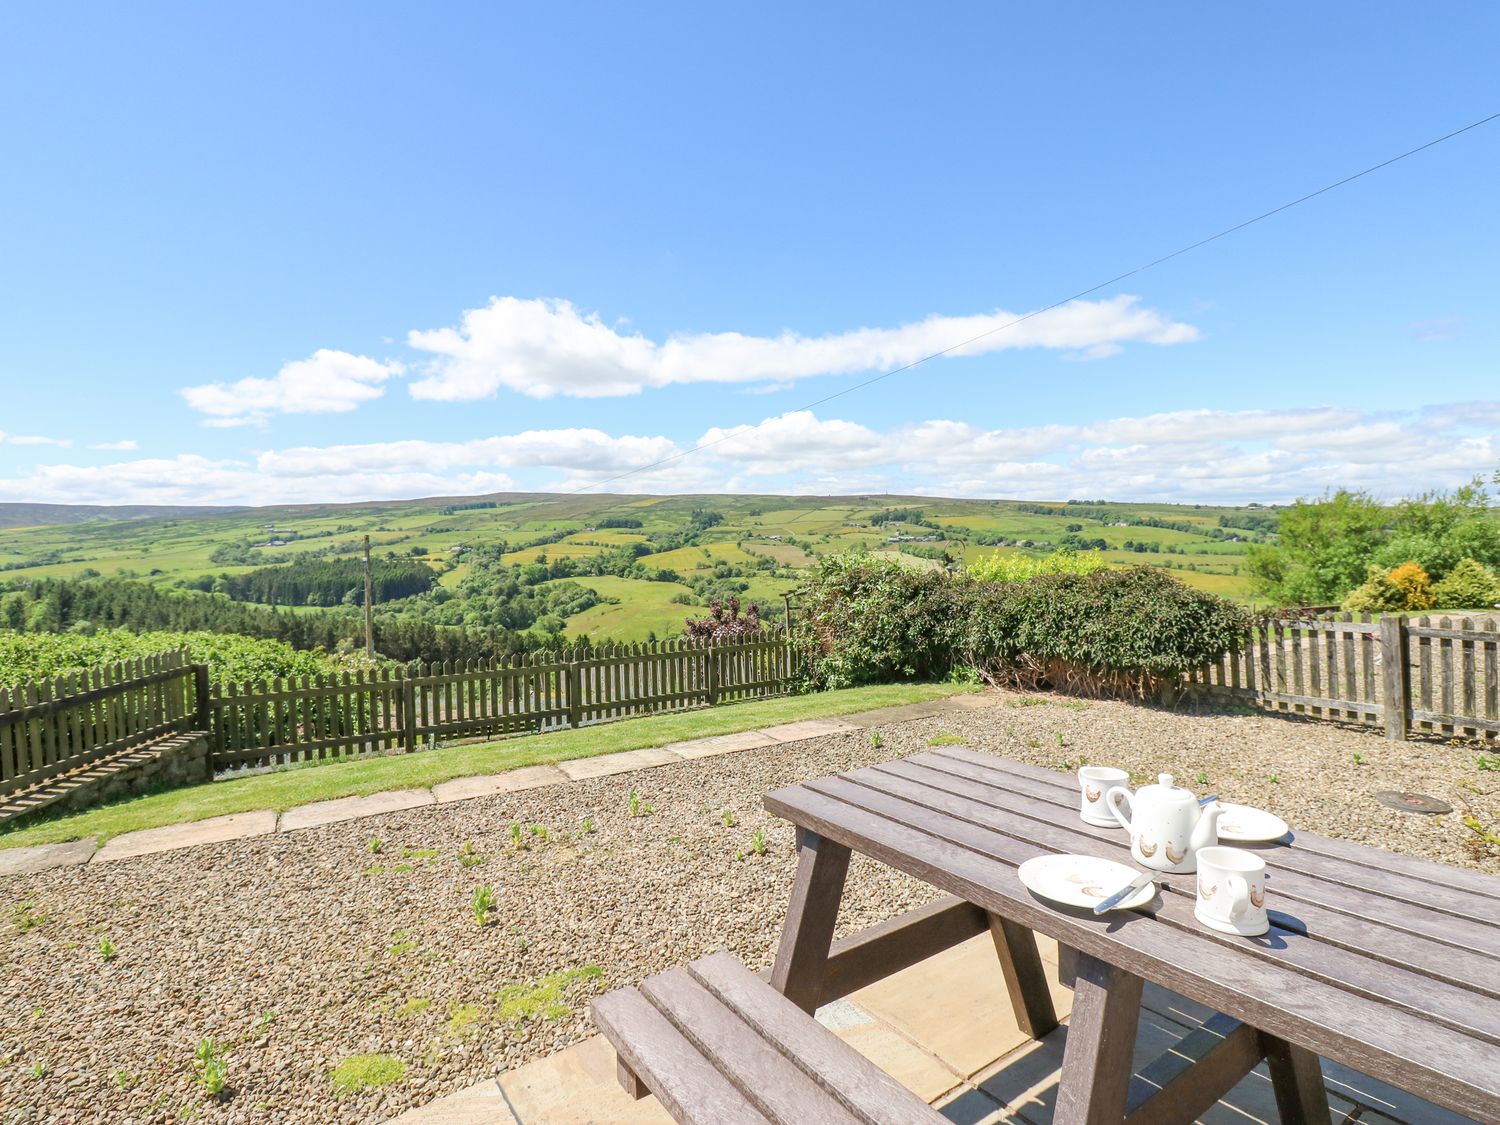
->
(208, 633), (797, 770)
(1185, 613), (1500, 740)
(0, 653), (204, 797)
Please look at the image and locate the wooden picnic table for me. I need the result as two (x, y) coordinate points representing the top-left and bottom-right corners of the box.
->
(763, 747), (1500, 1125)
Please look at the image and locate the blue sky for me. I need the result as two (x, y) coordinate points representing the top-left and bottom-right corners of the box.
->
(1, 2), (1497, 507)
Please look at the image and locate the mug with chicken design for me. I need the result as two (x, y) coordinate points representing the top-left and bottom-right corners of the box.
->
(1077, 766), (1130, 827)
(1194, 845), (1269, 936)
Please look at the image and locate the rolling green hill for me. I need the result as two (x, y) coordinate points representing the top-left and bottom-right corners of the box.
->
(0, 492), (1275, 642)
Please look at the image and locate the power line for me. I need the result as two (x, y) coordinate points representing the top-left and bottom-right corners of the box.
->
(563, 110), (1500, 495)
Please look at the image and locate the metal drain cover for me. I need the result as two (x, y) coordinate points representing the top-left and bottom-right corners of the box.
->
(1373, 791), (1452, 815)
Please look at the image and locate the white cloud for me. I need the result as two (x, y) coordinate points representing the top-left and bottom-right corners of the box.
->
(88, 439), (139, 451)
(3, 400), (1495, 507)
(180, 349), (404, 426)
(0, 432), (73, 448)
(405, 294), (1199, 401)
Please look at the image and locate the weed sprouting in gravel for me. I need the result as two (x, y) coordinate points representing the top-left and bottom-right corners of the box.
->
(113, 1070), (137, 1090)
(472, 885), (496, 927)
(255, 1010), (276, 1027)
(193, 1039), (228, 1097)
(458, 841), (486, 867)
(367, 837), (384, 854)
(1353, 752), (1366, 766)
(1193, 771), (1209, 786)
(529, 824), (550, 841)
(494, 965), (603, 1022)
(927, 732), (966, 746)
(397, 997), (431, 1017)
(1477, 754), (1499, 772)
(752, 830), (767, 856)
(721, 809), (736, 827)
(447, 1001), (484, 1035)
(1054, 732), (1067, 747)
(1463, 815), (1500, 848)
(12, 901), (46, 932)
(1268, 773), (1280, 784)
(330, 1053), (405, 1096)
(387, 931), (419, 956)
(510, 823), (528, 851)
(580, 817), (596, 834)
(98, 936), (118, 962)
(626, 790), (654, 816)
(512, 926), (529, 951)
(869, 731), (883, 748)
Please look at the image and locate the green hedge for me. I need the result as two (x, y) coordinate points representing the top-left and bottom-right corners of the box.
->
(793, 556), (1249, 697)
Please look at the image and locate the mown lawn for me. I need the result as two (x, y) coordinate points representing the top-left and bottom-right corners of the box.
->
(0, 681), (974, 850)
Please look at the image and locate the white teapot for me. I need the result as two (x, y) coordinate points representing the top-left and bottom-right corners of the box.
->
(1106, 773), (1221, 873)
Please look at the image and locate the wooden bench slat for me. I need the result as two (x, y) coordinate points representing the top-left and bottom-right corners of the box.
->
(591, 987), (773, 1125)
(814, 772), (1500, 1046)
(762, 784), (1500, 1123)
(640, 968), (864, 1125)
(687, 952), (942, 1125)
(872, 758), (1500, 986)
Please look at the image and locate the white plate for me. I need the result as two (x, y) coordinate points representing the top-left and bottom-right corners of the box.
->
(1017, 854), (1155, 911)
(1215, 803), (1290, 843)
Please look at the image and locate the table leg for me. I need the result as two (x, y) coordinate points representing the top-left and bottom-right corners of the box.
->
(1262, 1034), (1333, 1125)
(987, 913), (1058, 1038)
(769, 827), (851, 1013)
(1055, 951), (1143, 1125)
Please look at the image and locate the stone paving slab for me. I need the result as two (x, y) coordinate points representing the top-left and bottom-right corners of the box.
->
(497, 1034), (671, 1124)
(759, 717), (858, 742)
(431, 765), (568, 804)
(850, 935), (1075, 1081)
(664, 729), (779, 759)
(0, 837), (97, 877)
(555, 746), (683, 781)
(384, 1078), (512, 1124)
(278, 789), (435, 832)
(93, 810), (278, 864)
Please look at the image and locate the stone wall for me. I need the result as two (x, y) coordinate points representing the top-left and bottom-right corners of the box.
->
(54, 732), (211, 815)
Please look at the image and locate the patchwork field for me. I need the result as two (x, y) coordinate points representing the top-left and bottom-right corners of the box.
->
(0, 492), (1273, 643)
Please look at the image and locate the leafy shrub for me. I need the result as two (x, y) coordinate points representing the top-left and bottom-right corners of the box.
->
(793, 555), (1248, 698)
(0, 628), (344, 689)
(1343, 562), (1436, 613)
(1432, 558), (1500, 609)
(965, 549), (1110, 583)
(956, 567), (1251, 697)
(791, 556), (968, 689)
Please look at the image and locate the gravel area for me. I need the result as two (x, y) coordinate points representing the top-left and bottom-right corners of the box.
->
(2, 692), (1496, 1124)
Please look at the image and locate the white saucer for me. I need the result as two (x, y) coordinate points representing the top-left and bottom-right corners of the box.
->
(1214, 803), (1290, 843)
(1017, 854), (1155, 912)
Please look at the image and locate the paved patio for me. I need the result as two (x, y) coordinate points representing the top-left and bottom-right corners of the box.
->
(387, 933), (1477, 1125)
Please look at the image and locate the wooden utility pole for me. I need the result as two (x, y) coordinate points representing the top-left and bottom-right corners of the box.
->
(363, 535), (375, 659)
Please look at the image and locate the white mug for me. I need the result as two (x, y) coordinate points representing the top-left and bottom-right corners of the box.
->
(1077, 766), (1129, 827)
(1194, 845), (1269, 936)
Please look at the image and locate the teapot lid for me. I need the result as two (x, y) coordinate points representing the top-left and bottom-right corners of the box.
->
(1141, 773), (1193, 800)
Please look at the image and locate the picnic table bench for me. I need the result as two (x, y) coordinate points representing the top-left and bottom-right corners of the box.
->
(593, 746), (1500, 1124)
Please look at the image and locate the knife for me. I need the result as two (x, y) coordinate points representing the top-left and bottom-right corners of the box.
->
(1092, 871), (1155, 915)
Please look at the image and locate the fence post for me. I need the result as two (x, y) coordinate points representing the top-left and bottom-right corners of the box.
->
(567, 660), (582, 729)
(1379, 615), (1410, 742)
(400, 675), (417, 754)
(193, 663), (211, 732)
(706, 644), (719, 706)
